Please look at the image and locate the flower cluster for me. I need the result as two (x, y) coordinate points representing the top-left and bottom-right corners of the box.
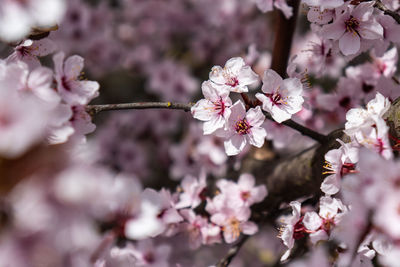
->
(0, 38), (98, 159)
(119, 173), (268, 252)
(192, 57), (304, 156)
(278, 92), (400, 265)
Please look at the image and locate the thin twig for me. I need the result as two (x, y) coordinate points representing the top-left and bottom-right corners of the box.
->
(273, 115), (328, 143)
(86, 102), (194, 115)
(216, 236), (250, 267)
(270, 0), (301, 77)
(87, 101), (327, 143)
(374, 0), (400, 24)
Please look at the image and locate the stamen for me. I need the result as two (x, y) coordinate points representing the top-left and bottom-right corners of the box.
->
(234, 118), (252, 135)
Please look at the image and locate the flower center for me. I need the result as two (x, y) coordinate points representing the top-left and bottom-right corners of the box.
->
(214, 97), (226, 115)
(344, 16), (360, 35)
(322, 218), (334, 233)
(340, 162), (356, 176)
(143, 252), (155, 263)
(227, 218), (241, 239)
(339, 96), (351, 108)
(266, 92), (285, 105)
(240, 191), (251, 201)
(225, 77), (239, 87)
(292, 217), (307, 240)
(61, 76), (72, 92)
(235, 118), (251, 135)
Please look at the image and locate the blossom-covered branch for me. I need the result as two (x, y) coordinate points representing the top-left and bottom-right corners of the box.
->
(87, 100), (327, 143)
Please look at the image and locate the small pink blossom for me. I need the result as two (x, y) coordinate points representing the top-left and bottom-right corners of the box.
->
(303, 196), (347, 244)
(209, 57), (259, 93)
(210, 205), (257, 243)
(321, 140), (358, 195)
(216, 173), (267, 207)
(217, 101), (266, 156)
(307, 6), (334, 24)
(256, 69), (304, 123)
(180, 209), (220, 249)
(279, 201), (304, 261)
(175, 172), (207, 209)
(6, 39), (56, 69)
(344, 93), (392, 159)
(321, 2), (384, 56)
(256, 0), (293, 19)
(53, 52), (99, 105)
(303, 0), (344, 11)
(0, 88), (50, 158)
(191, 80), (232, 135)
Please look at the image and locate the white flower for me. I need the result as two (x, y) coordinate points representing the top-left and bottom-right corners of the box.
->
(217, 101), (266, 156)
(191, 81), (232, 134)
(256, 69), (304, 123)
(209, 57), (259, 93)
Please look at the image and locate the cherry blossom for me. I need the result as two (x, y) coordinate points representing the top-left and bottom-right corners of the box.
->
(175, 172), (207, 209)
(303, 0), (344, 10)
(209, 57), (259, 93)
(0, 88), (50, 158)
(191, 80), (232, 135)
(210, 205), (258, 244)
(6, 39), (56, 69)
(217, 101), (266, 156)
(53, 52), (99, 105)
(303, 196), (347, 244)
(255, 0), (293, 19)
(215, 173), (267, 207)
(321, 2), (384, 56)
(256, 69), (304, 123)
(321, 140), (358, 195)
(279, 201), (304, 261)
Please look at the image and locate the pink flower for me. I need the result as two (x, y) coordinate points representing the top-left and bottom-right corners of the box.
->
(111, 240), (171, 267)
(139, 188), (183, 237)
(147, 60), (198, 102)
(256, 0), (293, 18)
(217, 173), (267, 207)
(217, 101), (266, 156)
(303, 0), (344, 10)
(6, 39), (56, 69)
(344, 93), (392, 159)
(209, 57), (259, 93)
(175, 172), (207, 209)
(321, 140), (358, 195)
(180, 209), (221, 249)
(191, 80), (232, 134)
(0, 88), (49, 158)
(321, 2), (383, 56)
(256, 69), (304, 123)
(303, 196), (347, 244)
(279, 201), (304, 261)
(53, 52), (99, 105)
(69, 105), (96, 143)
(307, 6), (334, 24)
(0, 60), (60, 105)
(210, 205), (257, 243)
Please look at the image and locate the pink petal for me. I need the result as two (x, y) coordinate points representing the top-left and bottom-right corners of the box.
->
(339, 31), (360, 56)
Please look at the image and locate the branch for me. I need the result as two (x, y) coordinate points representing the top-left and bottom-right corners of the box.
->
(87, 100), (327, 143)
(270, 0), (301, 77)
(86, 102), (194, 115)
(270, 115), (328, 143)
(374, 0), (400, 24)
(216, 236), (249, 267)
